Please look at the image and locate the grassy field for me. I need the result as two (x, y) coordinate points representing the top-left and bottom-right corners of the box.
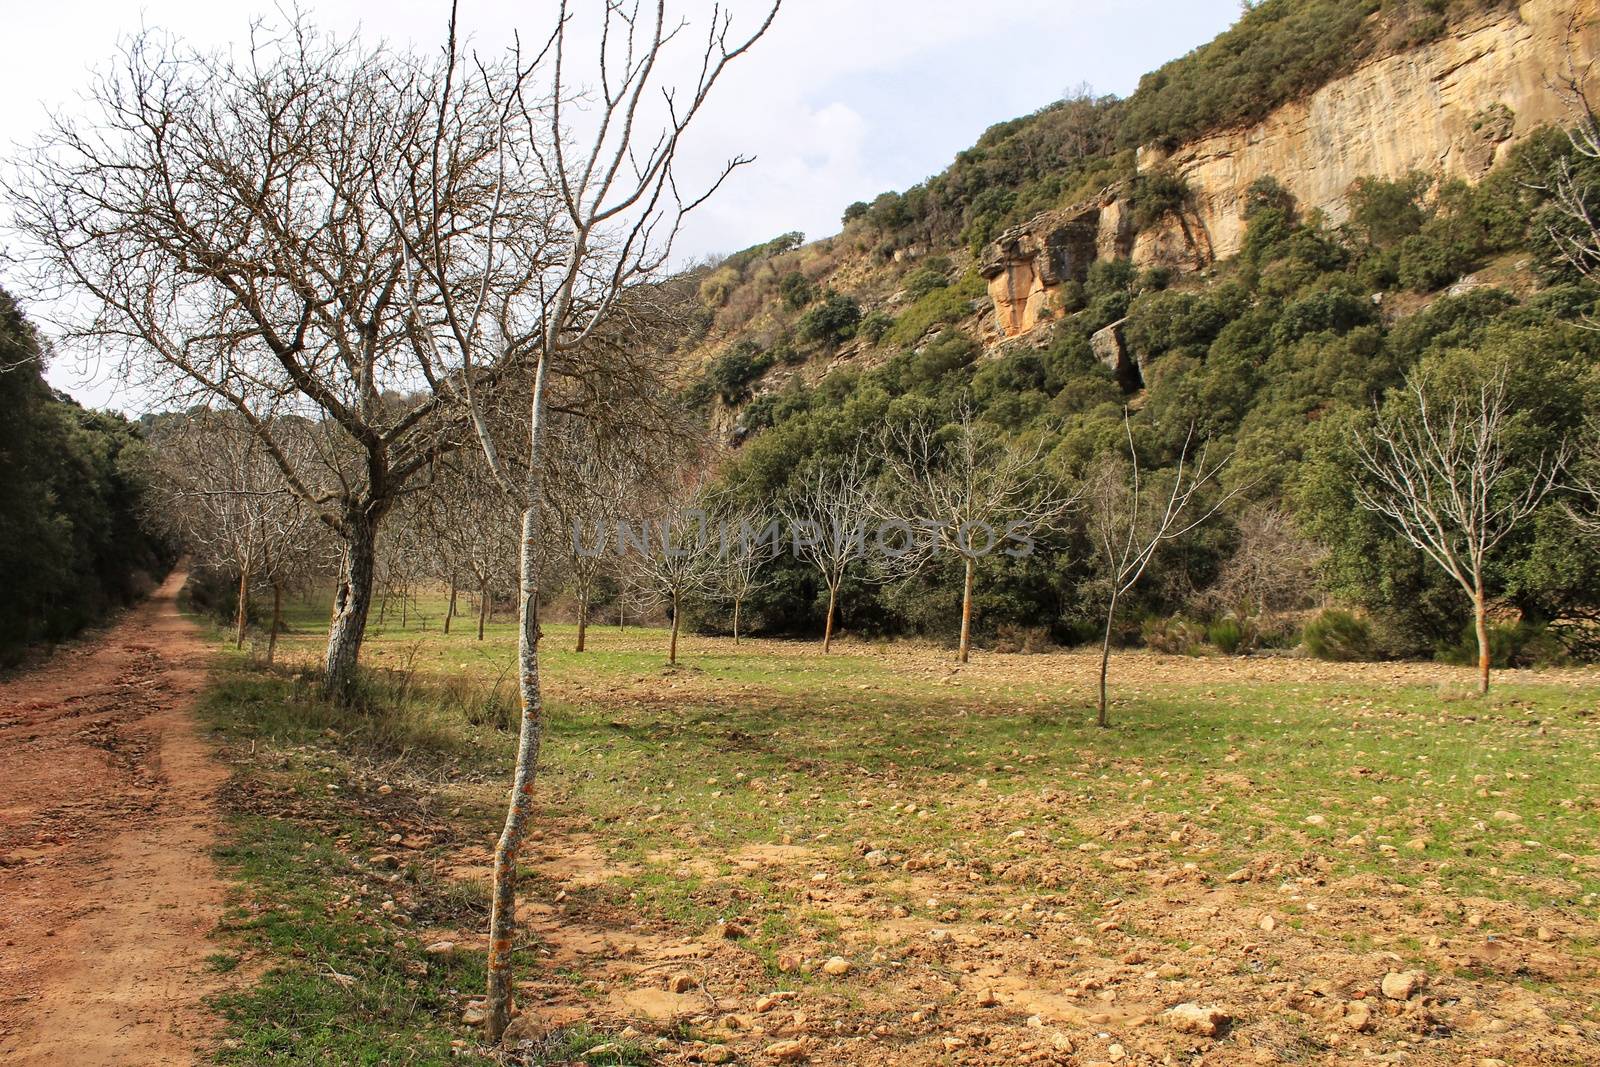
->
(197, 592), (1600, 1065)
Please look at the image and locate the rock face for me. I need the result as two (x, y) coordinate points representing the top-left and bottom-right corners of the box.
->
(1090, 318), (1142, 392)
(981, 0), (1600, 331)
(981, 206), (1099, 337)
(1147, 0), (1600, 264)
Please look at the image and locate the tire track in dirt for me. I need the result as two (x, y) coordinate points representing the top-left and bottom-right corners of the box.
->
(0, 568), (233, 1066)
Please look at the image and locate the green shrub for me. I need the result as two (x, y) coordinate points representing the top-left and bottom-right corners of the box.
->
(1303, 609), (1374, 662)
(778, 271), (815, 310)
(902, 266), (950, 302)
(1207, 617), (1250, 655)
(1397, 232), (1461, 292)
(858, 311), (895, 344)
(707, 340), (774, 403)
(1142, 615), (1207, 655)
(1435, 620), (1566, 669)
(796, 292), (862, 347)
(888, 285), (976, 347)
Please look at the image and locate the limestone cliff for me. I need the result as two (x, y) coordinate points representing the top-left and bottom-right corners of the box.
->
(1154, 0), (1600, 263)
(983, 0), (1600, 337)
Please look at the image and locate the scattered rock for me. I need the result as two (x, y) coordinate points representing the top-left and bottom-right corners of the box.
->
(1381, 971), (1424, 1000)
(668, 973), (697, 994)
(461, 1002), (487, 1026)
(423, 940), (455, 956)
(700, 1047), (735, 1065)
(370, 853), (400, 870)
(584, 1044), (621, 1060)
(1303, 815), (1327, 827)
(1344, 1001), (1375, 1033)
(1491, 810), (1522, 824)
(864, 849), (891, 867)
(1258, 915), (1276, 933)
(1162, 1002), (1231, 1037)
(755, 992), (797, 1013)
(764, 1038), (807, 1061)
(976, 987), (999, 1007)
(821, 956), (851, 977)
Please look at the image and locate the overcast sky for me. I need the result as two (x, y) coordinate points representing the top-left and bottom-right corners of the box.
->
(2, 0), (1241, 408)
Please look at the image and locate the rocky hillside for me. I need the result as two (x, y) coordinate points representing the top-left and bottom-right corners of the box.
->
(683, 0), (1600, 437)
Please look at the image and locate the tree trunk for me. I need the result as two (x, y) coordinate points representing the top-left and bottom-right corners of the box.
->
(266, 580), (282, 666)
(400, 585), (409, 629)
(484, 345), (553, 1045)
(1097, 590), (1118, 729)
(733, 597), (742, 645)
(445, 580), (456, 635)
(478, 581), (489, 642)
(822, 584), (837, 654)
(324, 514), (378, 704)
(234, 566), (250, 650)
(669, 594), (681, 666)
(958, 556), (975, 664)
(1474, 587), (1491, 696)
(576, 592), (588, 652)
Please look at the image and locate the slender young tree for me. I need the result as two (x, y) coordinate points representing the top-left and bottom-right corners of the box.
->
(628, 485), (721, 666)
(1353, 359), (1566, 695)
(875, 406), (1076, 662)
(1086, 416), (1240, 727)
(783, 455), (877, 654)
(388, 1), (781, 1042)
(709, 508), (779, 643)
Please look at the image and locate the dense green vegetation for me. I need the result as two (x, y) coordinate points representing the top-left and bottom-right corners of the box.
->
(0, 289), (172, 663)
(702, 132), (1600, 662)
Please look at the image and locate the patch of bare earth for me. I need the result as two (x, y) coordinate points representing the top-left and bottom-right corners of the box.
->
(0, 569), (235, 1066)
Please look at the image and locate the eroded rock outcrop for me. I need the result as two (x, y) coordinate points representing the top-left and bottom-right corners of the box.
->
(980, 206), (1099, 337)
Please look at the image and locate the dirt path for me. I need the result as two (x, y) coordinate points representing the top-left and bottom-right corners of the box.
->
(0, 568), (231, 1066)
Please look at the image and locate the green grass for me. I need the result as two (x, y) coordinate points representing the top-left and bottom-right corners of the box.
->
(197, 589), (1600, 1061)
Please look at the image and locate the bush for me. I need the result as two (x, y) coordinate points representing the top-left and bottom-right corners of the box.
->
(1397, 232), (1461, 292)
(795, 292), (862, 347)
(1142, 615), (1207, 655)
(993, 624), (1054, 654)
(777, 271), (815, 310)
(1207, 617), (1250, 655)
(888, 285), (977, 347)
(902, 266), (950, 302)
(1435, 620), (1567, 670)
(858, 311), (895, 344)
(1303, 609), (1374, 661)
(706, 340), (774, 403)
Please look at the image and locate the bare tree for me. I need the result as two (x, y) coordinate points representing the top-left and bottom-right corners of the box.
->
(1202, 504), (1326, 622)
(1544, 55), (1600, 310)
(628, 484), (720, 666)
(1353, 360), (1565, 695)
(383, 1), (780, 1041)
(875, 406), (1075, 662)
(783, 455), (877, 654)
(3, 19), (528, 701)
(1087, 417), (1241, 727)
(151, 413), (319, 655)
(709, 507), (779, 643)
